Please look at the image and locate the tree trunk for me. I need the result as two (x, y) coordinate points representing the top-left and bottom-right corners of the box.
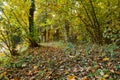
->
(29, 0), (39, 47)
(64, 20), (70, 42)
(89, 0), (103, 45)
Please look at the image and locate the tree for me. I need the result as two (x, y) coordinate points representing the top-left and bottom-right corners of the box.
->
(28, 0), (39, 47)
(77, 0), (104, 45)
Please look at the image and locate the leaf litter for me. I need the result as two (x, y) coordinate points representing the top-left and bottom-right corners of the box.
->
(0, 44), (120, 80)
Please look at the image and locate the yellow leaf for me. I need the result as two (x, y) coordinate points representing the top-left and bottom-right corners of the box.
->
(65, 70), (69, 74)
(103, 57), (109, 61)
(33, 65), (38, 70)
(0, 53), (6, 57)
(100, 78), (106, 80)
(67, 75), (76, 80)
(0, 71), (7, 78)
(81, 76), (89, 80)
(103, 74), (109, 78)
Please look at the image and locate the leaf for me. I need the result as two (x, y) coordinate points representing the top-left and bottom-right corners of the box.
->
(67, 75), (76, 80)
(103, 74), (109, 78)
(0, 71), (7, 78)
(79, 76), (89, 80)
(100, 71), (104, 76)
(87, 66), (92, 72)
(110, 69), (115, 73)
(103, 57), (109, 61)
(28, 70), (33, 76)
(13, 77), (19, 80)
(100, 78), (106, 80)
(0, 53), (6, 57)
(65, 70), (69, 74)
(33, 65), (38, 70)
(94, 65), (100, 69)
(115, 71), (120, 75)
(22, 63), (27, 67)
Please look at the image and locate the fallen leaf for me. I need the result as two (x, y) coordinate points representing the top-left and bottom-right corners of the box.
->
(103, 74), (109, 78)
(115, 71), (120, 75)
(67, 75), (76, 80)
(100, 78), (106, 80)
(28, 70), (33, 76)
(80, 76), (89, 80)
(73, 68), (79, 72)
(13, 77), (20, 80)
(94, 65), (100, 69)
(103, 57), (109, 61)
(0, 71), (7, 78)
(65, 70), (69, 74)
(100, 71), (104, 76)
(110, 69), (114, 73)
(22, 63), (27, 67)
(87, 66), (92, 72)
(33, 65), (38, 70)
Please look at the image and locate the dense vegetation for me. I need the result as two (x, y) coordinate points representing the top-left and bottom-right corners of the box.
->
(0, 0), (120, 80)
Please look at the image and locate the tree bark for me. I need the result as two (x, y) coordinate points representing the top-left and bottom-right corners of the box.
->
(29, 0), (39, 47)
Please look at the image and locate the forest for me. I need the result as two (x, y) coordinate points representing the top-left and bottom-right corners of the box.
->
(0, 0), (120, 80)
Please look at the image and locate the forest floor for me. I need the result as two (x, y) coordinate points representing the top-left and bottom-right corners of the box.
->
(0, 42), (120, 80)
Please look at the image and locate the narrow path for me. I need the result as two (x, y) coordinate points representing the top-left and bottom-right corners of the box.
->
(40, 42), (66, 48)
